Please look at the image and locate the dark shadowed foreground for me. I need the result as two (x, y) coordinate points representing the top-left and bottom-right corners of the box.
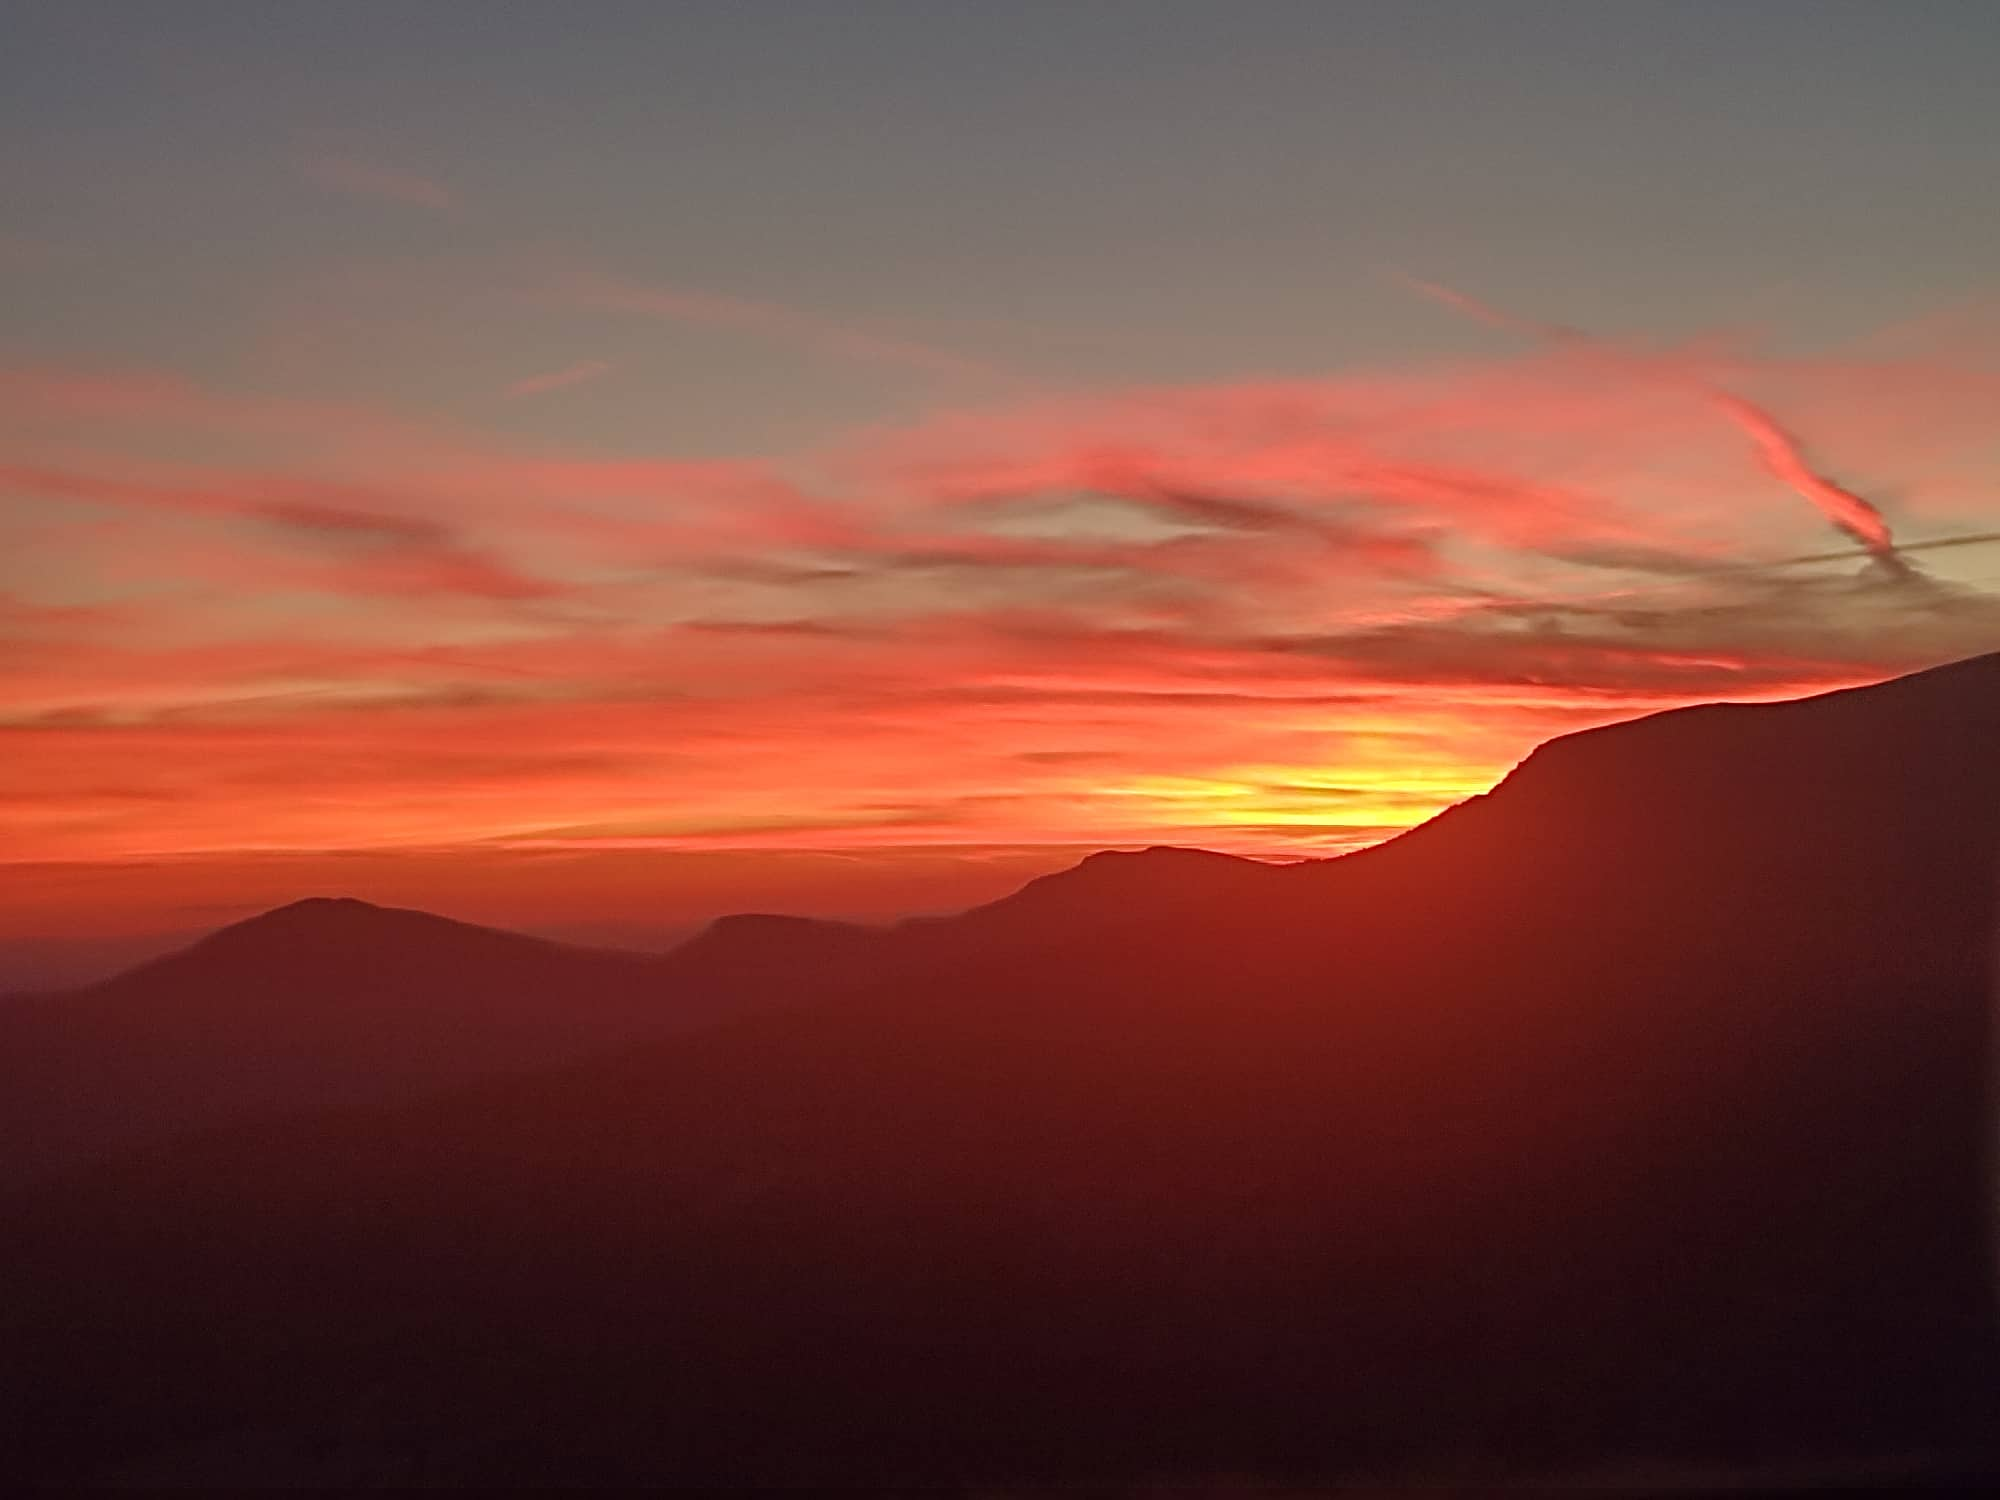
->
(5, 655), (1999, 1487)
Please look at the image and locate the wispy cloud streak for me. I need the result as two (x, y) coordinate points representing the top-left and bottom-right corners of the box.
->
(567, 274), (1008, 380)
(505, 361), (614, 399)
(304, 155), (456, 212)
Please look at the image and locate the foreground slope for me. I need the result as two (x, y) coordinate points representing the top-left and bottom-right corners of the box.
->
(5, 654), (1999, 1485)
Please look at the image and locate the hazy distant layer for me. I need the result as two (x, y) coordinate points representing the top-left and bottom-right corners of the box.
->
(0, 843), (1097, 964)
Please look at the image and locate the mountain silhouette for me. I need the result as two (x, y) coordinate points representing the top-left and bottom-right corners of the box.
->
(0, 897), (878, 1188)
(4, 653), (1998, 1486)
(0, 851), (1278, 1190)
(662, 908), (885, 971)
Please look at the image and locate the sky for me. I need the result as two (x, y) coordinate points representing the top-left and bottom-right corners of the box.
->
(5, 1), (2000, 965)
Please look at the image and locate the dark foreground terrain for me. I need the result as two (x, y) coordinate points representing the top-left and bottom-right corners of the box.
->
(5, 655), (2000, 1486)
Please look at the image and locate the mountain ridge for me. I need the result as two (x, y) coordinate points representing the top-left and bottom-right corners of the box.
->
(6, 651), (1999, 1485)
(61, 651), (1997, 988)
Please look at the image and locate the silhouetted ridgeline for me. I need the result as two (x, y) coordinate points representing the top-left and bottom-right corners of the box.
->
(0, 898), (886, 1188)
(4, 654), (1999, 1486)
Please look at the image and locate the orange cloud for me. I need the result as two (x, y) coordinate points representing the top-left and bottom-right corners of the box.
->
(5, 305), (1999, 949)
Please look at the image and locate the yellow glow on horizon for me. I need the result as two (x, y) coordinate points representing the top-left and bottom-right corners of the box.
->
(1103, 758), (1496, 834)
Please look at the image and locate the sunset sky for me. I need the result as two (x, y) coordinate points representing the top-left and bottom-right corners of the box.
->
(6, 1), (2000, 964)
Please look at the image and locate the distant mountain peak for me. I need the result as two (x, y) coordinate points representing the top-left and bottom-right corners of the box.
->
(1054, 845), (1271, 884)
(702, 911), (847, 935)
(670, 911), (880, 969)
(216, 895), (418, 937)
(147, 895), (536, 974)
(1074, 844), (1253, 869)
(261, 895), (387, 919)
(964, 844), (1277, 927)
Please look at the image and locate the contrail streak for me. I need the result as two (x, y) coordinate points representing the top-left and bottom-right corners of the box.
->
(1338, 528), (2000, 646)
(1396, 275), (1913, 576)
(1707, 393), (1905, 572)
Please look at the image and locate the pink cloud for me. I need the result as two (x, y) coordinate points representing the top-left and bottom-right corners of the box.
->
(304, 155), (456, 212)
(505, 361), (614, 399)
(1396, 276), (1913, 569)
(0, 462), (571, 605)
